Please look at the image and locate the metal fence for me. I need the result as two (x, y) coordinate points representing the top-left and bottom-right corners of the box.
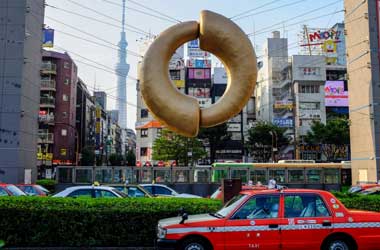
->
(56, 166), (342, 186)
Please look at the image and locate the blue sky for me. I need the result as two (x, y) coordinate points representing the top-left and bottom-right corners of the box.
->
(45, 0), (344, 129)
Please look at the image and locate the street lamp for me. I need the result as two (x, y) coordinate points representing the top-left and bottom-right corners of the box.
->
(269, 130), (278, 163)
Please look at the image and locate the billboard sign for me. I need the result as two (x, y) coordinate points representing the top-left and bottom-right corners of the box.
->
(227, 123), (241, 132)
(187, 39), (211, 58)
(187, 59), (211, 68)
(198, 98), (212, 108)
(188, 87), (211, 98)
(213, 67), (227, 84)
(273, 118), (293, 128)
(42, 28), (54, 48)
(188, 68), (211, 79)
(325, 81), (348, 107)
(274, 100), (293, 110)
(169, 58), (185, 69)
(299, 26), (342, 64)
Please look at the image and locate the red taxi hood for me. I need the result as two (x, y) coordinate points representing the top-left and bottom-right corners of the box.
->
(347, 209), (380, 221)
(159, 213), (220, 228)
(348, 210), (380, 216)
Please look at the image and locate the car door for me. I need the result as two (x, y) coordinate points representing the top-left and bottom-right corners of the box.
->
(224, 194), (281, 250)
(94, 189), (118, 198)
(280, 193), (333, 250)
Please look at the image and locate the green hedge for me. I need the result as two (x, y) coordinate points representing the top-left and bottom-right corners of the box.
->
(0, 197), (221, 247)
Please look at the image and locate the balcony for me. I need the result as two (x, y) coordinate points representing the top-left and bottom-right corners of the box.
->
(38, 114), (55, 124)
(38, 132), (54, 144)
(40, 80), (56, 91)
(41, 62), (57, 75)
(40, 96), (55, 108)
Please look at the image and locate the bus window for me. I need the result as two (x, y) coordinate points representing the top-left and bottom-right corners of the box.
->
(306, 169), (321, 183)
(269, 169), (285, 184)
(231, 169), (248, 183)
(288, 169), (305, 183)
(250, 169), (267, 184)
(324, 169), (339, 184)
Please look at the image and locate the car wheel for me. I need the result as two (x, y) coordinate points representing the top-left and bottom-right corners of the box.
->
(181, 238), (210, 250)
(323, 237), (354, 250)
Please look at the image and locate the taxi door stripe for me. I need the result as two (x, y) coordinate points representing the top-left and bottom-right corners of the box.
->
(166, 222), (380, 235)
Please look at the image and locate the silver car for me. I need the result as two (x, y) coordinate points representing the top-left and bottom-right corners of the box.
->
(141, 184), (201, 198)
(52, 186), (127, 198)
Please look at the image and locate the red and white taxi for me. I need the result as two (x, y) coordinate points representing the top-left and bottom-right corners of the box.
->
(156, 189), (380, 250)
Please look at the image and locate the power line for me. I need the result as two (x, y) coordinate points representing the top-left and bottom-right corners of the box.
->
(230, 0), (279, 20)
(102, 0), (178, 24)
(46, 3), (150, 36)
(64, 0), (151, 35)
(126, 0), (182, 23)
(45, 15), (142, 57)
(248, 10), (344, 37)
(234, 0), (309, 22)
(252, 0), (342, 36)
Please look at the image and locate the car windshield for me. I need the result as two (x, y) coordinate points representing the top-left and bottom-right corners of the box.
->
(216, 194), (247, 217)
(36, 185), (50, 194)
(112, 188), (128, 198)
(6, 185), (26, 196)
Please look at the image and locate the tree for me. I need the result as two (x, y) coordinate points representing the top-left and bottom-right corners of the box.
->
(125, 150), (136, 166)
(246, 121), (290, 162)
(80, 146), (95, 166)
(304, 118), (350, 161)
(198, 123), (231, 164)
(109, 153), (123, 166)
(152, 129), (206, 166)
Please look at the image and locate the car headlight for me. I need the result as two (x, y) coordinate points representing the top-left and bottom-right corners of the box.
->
(157, 225), (167, 239)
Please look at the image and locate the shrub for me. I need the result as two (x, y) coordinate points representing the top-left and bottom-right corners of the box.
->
(340, 195), (380, 212)
(0, 197), (221, 247)
(36, 179), (57, 193)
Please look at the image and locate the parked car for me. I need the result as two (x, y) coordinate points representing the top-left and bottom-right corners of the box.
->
(109, 184), (153, 198)
(156, 188), (380, 250)
(141, 184), (201, 198)
(52, 186), (127, 198)
(0, 183), (27, 196)
(360, 186), (380, 195)
(348, 184), (380, 193)
(16, 184), (50, 196)
(210, 184), (268, 200)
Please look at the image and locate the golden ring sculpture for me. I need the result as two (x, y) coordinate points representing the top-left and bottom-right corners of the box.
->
(140, 10), (257, 137)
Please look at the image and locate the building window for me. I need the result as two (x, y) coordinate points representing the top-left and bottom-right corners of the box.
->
(64, 78), (70, 85)
(140, 147), (147, 156)
(140, 109), (149, 118)
(169, 70), (181, 80)
(62, 112), (67, 118)
(61, 129), (67, 136)
(301, 67), (320, 76)
(64, 62), (70, 69)
(63, 94), (69, 101)
(299, 85), (320, 94)
(141, 129), (148, 138)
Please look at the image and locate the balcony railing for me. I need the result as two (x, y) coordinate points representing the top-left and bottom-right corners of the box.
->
(40, 80), (56, 91)
(41, 62), (57, 74)
(38, 132), (54, 144)
(38, 114), (55, 124)
(40, 97), (55, 108)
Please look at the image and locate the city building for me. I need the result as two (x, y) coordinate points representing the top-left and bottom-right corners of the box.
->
(38, 50), (78, 176)
(345, 0), (380, 184)
(0, 0), (45, 183)
(292, 55), (327, 160)
(107, 111), (122, 156)
(76, 78), (96, 164)
(255, 31), (295, 160)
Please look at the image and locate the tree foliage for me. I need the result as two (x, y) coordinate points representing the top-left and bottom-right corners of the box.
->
(80, 146), (95, 166)
(125, 150), (136, 166)
(109, 154), (123, 166)
(246, 121), (290, 162)
(152, 129), (206, 166)
(198, 123), (231, 164)
(304, 118), (350, 161)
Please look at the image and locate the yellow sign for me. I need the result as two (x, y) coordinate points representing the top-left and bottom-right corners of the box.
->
(60, 148), (67, 156)
(37, 153), (43, 160)
(274, 101), (293, 110)
(37, 153), (53, 161)
(96, 122), (101, 134)
(96, 107), (101, 118)
(46, 153), (53, 161)
(173, 80), (185, 88)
